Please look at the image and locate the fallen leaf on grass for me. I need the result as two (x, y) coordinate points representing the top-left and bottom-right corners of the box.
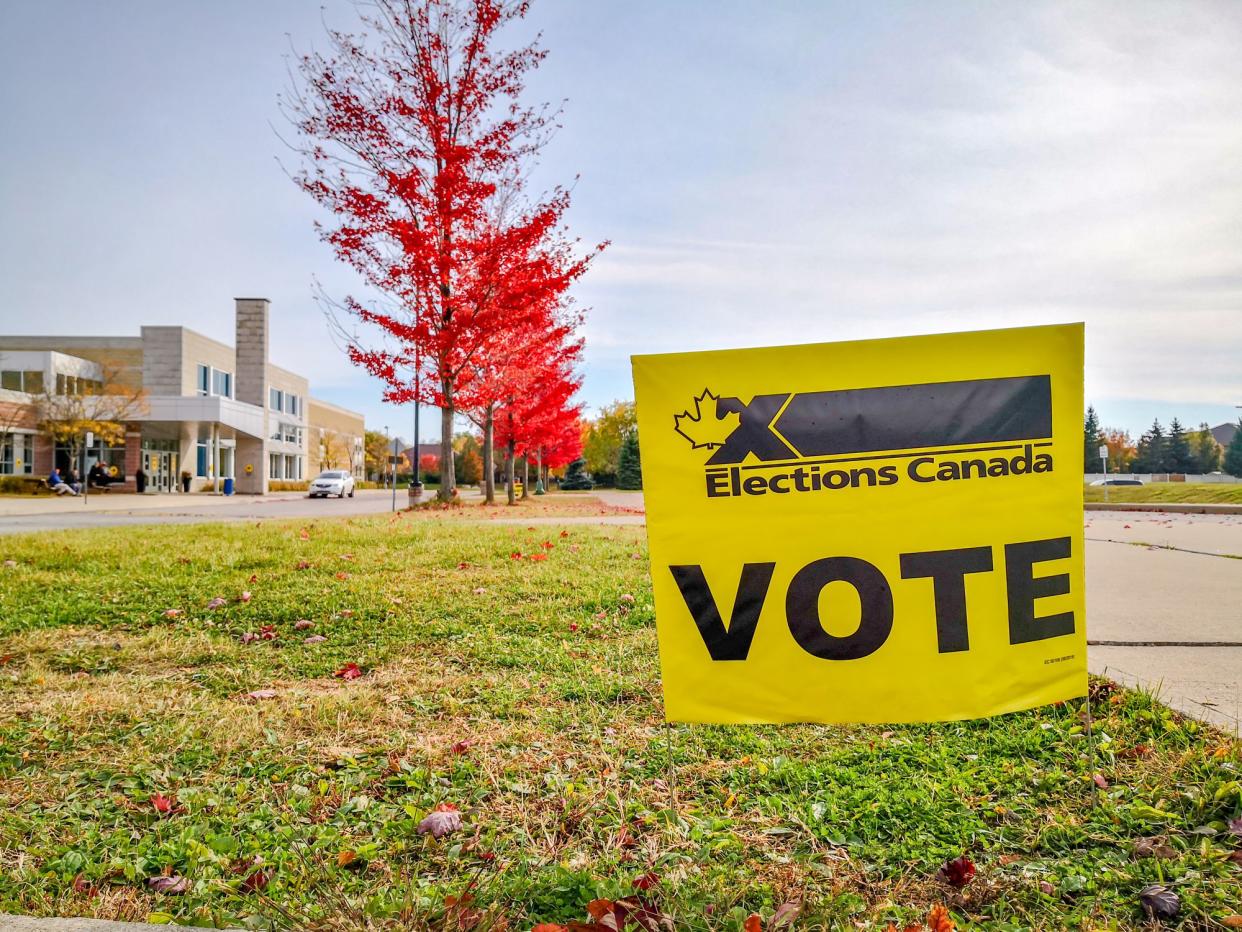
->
(3, 559), (17, 568)
(294, 619), (313, 630)
(339, 609), (354, 618)
(247, 689), (278, 700)
(295, 560), (312, 570)
(417, 803), (462, 838)
(532, 926), (567, 932)
(150, 793), (183, 816)
(71, 873), (97, 897)
(1222, 917), (1242, 928)
(335, 572), (351, 581)
(239, 591), (252, 603)
(1133, 836), (1177, 859)
(162, 609), (182, 618)
(926, 905), (956, 932)
(529, 552), (548, 561)
(1038, 881), (1055, 895)
(632, 871), (658, 891)
(206, 597), (226, 610)
(938, 854), (975, 888)
(770, 901), (801, 929)
(1092, 773), (1109, 789)
(1139, 884), (1179, 919)
(239, 869), (270, 893)
(1229, 816), (1242, 837)
(336, 849), (365, 870)
(451, 740), (472, 754)
(334, 662), (363, 680)
(147, 875), (188, 894)
(744, 915), (762, 932)
(619, 593), (635, 603)
(304, 635), (327, 644)
(473, 587), (487, 595)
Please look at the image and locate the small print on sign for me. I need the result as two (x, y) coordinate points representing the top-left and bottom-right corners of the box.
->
(632, 324), (1086, 724)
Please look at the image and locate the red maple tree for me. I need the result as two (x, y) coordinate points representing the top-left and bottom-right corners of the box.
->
(492, 334), (583, 503)
(286, 0), (602, 501)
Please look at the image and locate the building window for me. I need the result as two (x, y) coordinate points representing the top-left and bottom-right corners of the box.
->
(269, 387), (283, 412)
(197, 364), (210, 396)
(219, 447), (234, 479)
(212, 369), (232, 398)
(196, 442), (209, 478)
(0, 433), (34, 475)
(286, 394), (299, 417)
(269, 453), (281, 480)
(1, 371), (21, 391)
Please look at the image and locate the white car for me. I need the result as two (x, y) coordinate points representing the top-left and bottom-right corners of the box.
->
(309, 470), (355, 498)
(1089, 477), (1144, 486)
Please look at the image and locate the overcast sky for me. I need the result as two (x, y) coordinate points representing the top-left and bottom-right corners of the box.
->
(2, 1), (1240, 440)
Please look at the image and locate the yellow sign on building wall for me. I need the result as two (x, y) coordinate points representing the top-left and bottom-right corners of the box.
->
(631, 324), (1086, 724)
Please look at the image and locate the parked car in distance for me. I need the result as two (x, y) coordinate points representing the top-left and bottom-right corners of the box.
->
(309, 470), (356, 498)
(1089, 477), (1144, 486)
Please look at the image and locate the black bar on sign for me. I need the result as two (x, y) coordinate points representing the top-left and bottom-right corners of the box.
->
(773, 375), (1053, 457)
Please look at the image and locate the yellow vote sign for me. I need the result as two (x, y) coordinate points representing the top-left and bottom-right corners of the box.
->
(631, 324), (1086, 724)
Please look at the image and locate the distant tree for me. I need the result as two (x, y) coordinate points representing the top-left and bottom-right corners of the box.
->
(364, 430), (391, 481)
(1132, 420), (1166, 473)
(453, 433), (483, 486)
(1101, 428), (1137, 473)
(560, 457), (593, 491)
(615, 431), (642, 490)
(317, 429), (352, 471)
(1083, 406), (1104, 472)
(37, 357), (146, 478)
(1165, 418), (1195, 474)
(419, 454), (440, 484)
(1224, 420), (1242, 478)
(583, 400), (636, 487)
(1190, 422), (1222, 474)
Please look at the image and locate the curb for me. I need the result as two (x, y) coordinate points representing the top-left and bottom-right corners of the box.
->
(0, 918), (236, 931)
(1085, 502), (1242, 515)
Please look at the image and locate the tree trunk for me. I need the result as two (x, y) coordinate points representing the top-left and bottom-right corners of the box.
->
(522, 456), (529, 499)
(506, 442), (516, 505)
(438, 379), (455, 502)
(482, 405), (495, 505)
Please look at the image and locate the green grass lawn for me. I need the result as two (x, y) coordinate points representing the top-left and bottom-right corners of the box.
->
(0, 515), (1239, 930)
(1085, 482), (1242, 504)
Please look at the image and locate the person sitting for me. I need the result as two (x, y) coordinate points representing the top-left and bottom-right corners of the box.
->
(48, 468), (79, 496)
(88, 463), (113, 490)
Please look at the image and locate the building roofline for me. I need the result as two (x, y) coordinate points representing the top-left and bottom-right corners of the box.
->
(309, 396), (366, 420)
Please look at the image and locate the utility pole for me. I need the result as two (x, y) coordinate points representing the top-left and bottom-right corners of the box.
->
(391, 430), (397, 512)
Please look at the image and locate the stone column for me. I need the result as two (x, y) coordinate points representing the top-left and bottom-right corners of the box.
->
(233, 298), (269, 494)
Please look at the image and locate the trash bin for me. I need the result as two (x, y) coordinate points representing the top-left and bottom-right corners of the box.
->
(223, 477), (235, 496)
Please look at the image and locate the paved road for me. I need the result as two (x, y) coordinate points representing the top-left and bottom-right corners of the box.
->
(0, 488), (431, 535)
